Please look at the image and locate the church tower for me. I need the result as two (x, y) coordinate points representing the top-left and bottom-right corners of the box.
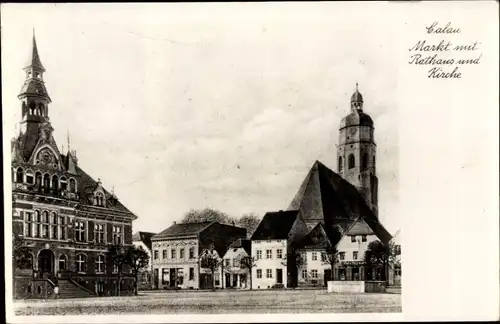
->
(337, 83), (378, 218)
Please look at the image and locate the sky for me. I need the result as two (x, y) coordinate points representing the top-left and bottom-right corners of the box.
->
(2, 3), (399, 235)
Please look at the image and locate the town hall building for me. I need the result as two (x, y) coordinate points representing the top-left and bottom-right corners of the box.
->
(11, 33), (139, 298)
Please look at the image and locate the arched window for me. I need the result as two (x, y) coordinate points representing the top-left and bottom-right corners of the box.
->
(35, 172), (42, 187)
(41, 211), (49, 238)
(43, 174), (50, 189)
(52, 175), (59, 192)
(76, 254), (87, 273)
(348, 154), (355, 169)
(60, 177), (67, 192)
(26, 170), (34, 184)
(59, 254), (67, 271)
(29, 101), (35, 115)
(38, 103), (44, 116)
(338, 157), (343, 172)
(50, 212), (58, 239)
(16, 167), (24, 183)
(69, 178), (76, 193)
(95, 192), (105, 207)
(362, 154), (368, 169)
(95, 254), (105, 273)
(373, 156), (376, 167)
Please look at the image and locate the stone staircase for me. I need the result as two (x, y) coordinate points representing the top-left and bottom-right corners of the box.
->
(57, 280), (95, 299)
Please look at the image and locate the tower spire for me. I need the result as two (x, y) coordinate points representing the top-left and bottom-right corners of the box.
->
(67, 128), (71, 152)
(25, 29), (45, 72)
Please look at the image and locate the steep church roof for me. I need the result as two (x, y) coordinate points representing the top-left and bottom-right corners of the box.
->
(251, 210), (299, 241)
(25, 32), (45, 71)
(287, 160), (391, 245)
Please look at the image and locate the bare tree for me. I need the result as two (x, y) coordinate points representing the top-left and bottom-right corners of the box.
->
(108, 245), (129, 296)
(363, 240), (394, 281)
(181, 208), (236, 225)
(239, 256), (256, 290)
(237, 213), (261, 238)
(200, 249), (221, 291)
(321, 245), (339, 281)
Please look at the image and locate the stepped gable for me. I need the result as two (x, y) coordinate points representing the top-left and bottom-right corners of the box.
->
(287, 160), (391, 244)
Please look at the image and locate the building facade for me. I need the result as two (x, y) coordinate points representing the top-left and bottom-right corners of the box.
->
(11, 34), (138, 298)
(221, 238), (251, 289)
(151, 221), (246, 290)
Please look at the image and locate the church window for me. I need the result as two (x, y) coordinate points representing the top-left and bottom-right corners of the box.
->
(43, 174), (50, 190)
(51, 175), (59, 192)
(301, 270), (307, 279)
(276, 249), (283, 259)
(76, 254), (87, 273)
(113, 225), (123, 245)
(25, 212), (33, 237)
(26, 171), (34, 184)
(16, 167), (24, 183)
(312, 252), (317, 261)
(35, 172), (42, 187)
(362, 154), (368, 169)
(256, 269), (262, 279)
(256, 250), (262, 260)
(266, 269), (272, 278)
(75, 220), (86, 242)
(95, 255), (105, 273)
(59, 254), (67, 271)
(338, 156), (343, 172)
(60, 177), (67, 191)
(266, 249), (272, 259)
(69, 178), (76, 193)
(348, 154), (355, 169)
(95, 223), (105, 243)
(311, 270), (318, 279)
(362, 235), (367, 242)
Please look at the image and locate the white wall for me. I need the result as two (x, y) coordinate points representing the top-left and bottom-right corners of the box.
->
(297, 249), (329, 284)
(251, 239), (287, 289)
(336, 234), (380, 263)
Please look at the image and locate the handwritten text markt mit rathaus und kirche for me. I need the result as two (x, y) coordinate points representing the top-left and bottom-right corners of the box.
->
(408, 22), (482, 79)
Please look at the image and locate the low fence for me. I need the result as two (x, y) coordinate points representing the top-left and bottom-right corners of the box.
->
(326, 280), (387, 293)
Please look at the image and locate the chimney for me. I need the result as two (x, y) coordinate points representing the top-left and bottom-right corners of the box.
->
(173, 221), (176, 225)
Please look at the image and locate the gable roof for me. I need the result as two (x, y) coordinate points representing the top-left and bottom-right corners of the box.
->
(287, 160), (392, 245)
(297, 223), (332, 250)
(152, 222), (214, 240)
(345, 218), (374, 236)
(132, 231), (156, 251)
(251, 210), (299, 241)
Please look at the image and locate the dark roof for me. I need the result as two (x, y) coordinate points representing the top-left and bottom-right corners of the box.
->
(351, 89), (363, 103)
(251, 210), (299, 240)
(229, 238), (252, 255)
(153, 222), (214, 240)
(287, 160), (391, 245)
(297, 223), (332, 250)
(25, 34), (45, 72)
(19, 79), (51, 100)
(75, 164), (135, 215)
(345, 218), (373, 236)
(339, 110), (373, 128)
(132, 231), (156, 251)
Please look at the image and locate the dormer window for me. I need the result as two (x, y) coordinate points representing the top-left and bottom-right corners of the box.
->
(95, 192), (105, 207)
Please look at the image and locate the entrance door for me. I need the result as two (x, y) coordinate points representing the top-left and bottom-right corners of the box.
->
(153, 269), (159, 289)
(225, 273), (231, 288)
(232, 274), (238, 287)
(276, 269), (283, 284)
(169, 268), (176, 288)
(38, 249), (54, 278)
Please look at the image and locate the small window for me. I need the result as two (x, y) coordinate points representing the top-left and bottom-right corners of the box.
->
(266, 269), (272, 278)
(301, 269), (307, 279)
(353, 251), (358, 260)
(162, 250), (167, 259)
(154, 250), (159, 260)
(59, 254), (67, 270)
(312, 252), (317, 261)
(351, 236), (356, 242)
(189, 268), (194, 280)
(189, 247), (195, 259)
(180, 248), (185, 260)
(171, 249), (176, 259)
(362, 235), (367, 242)
(311, 270), (318, 279)
(256, 250), (262, 260)
(266, 249), (272, 259)
(256, 269), (262, 279)
(95, 255), (105, 273)
(224, 259), (230, 267)
(339, 252), (345, 261)
(348, 154), (355, 169)
(362, 154), (368, 169)
(76, 254), (87, 272)
(233, 258), (239, 267)
(338, 156), (343, 172)
(395, 245), (401, 255)
(276, 249), (283, 259)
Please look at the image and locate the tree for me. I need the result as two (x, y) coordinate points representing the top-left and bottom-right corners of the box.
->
(322, 245), (339, 281)
(237, 213), (261, 238)
(363, 240), (392, 281)
(281, 250), (305, 288)
(127, 246), (150, 295)
(199, 249), (221, 291)
(108, 245), (129, 296)
(12, 234), (33, 271)
(181, 208), (236, 225)
(239, 256), (256, 290)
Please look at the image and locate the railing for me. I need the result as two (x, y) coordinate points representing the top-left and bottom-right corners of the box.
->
(12, 184), (79, 200)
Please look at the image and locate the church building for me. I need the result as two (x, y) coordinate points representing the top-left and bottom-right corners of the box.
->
(11, 33), (139, 298)
(251, 83), (393, 288)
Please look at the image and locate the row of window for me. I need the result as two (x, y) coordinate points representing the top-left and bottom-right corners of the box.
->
(160, 268), (196, 284)
(255, 269), (275, 279)
(350, 235), (368, 243)
(13, 168), (77, 193)
(153, 247), (196, 261)
(255, 248), (283, 260)
(338, 154), (375, 172)
(301, 269), (319, 279)
(24, 212), (124, 244)
(224, 258), (240, 268)
(74, 254), (119, 273)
